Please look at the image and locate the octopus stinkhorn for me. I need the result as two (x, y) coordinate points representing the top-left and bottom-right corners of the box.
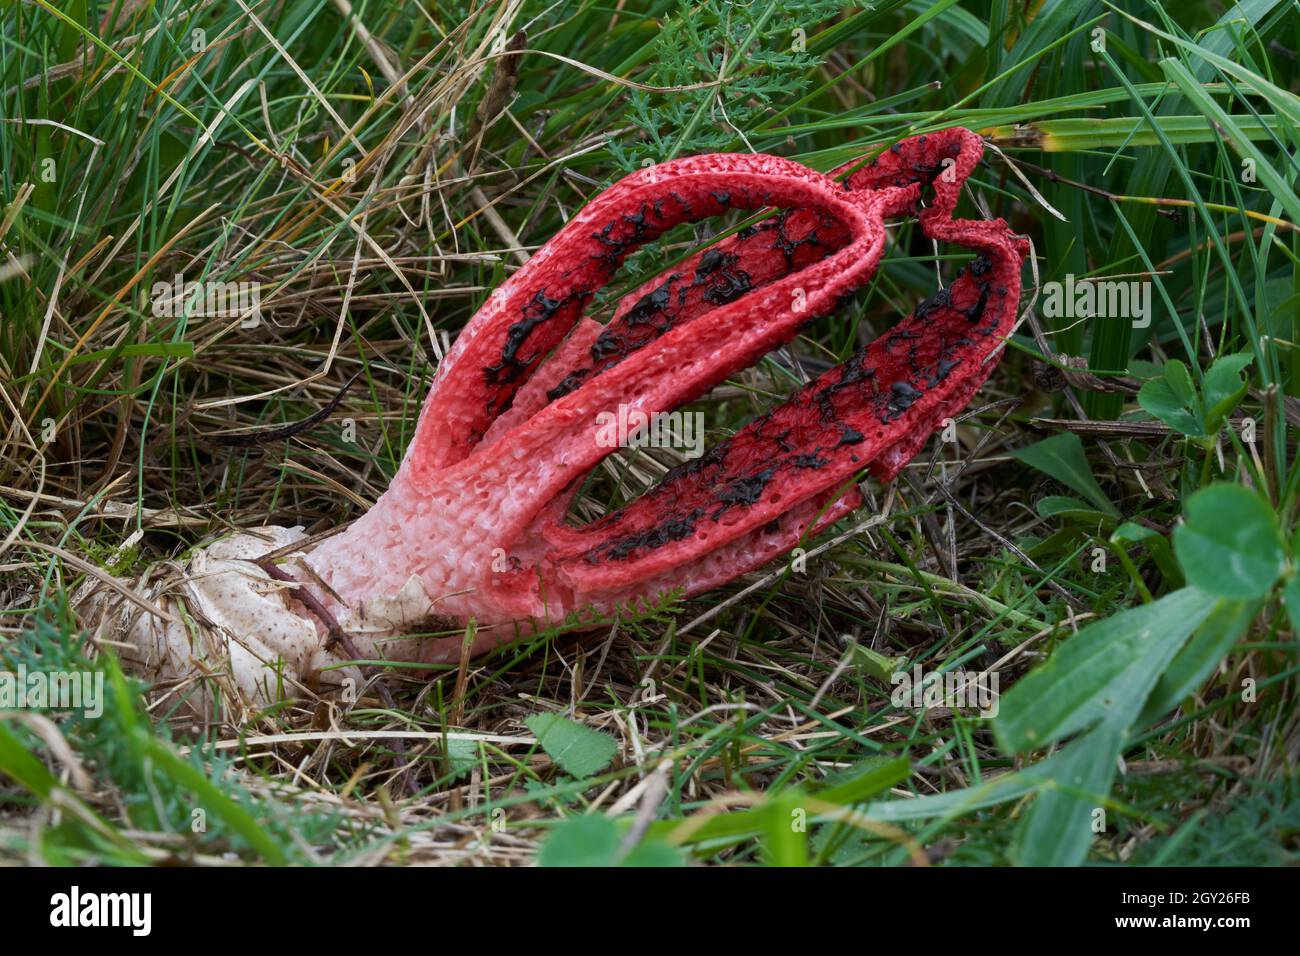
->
(81, 128), (1028, 717)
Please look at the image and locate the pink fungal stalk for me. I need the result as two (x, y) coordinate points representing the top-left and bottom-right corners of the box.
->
(86, 128), (1028, 715)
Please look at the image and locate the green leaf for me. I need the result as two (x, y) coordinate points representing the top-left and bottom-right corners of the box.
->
(536, 814), (683, 867)
(537, 816), (618, 867)
(1036, 495), (1114, 522)
(1110, 521), (1157, 545)
(1002, 585), (1232, 866)
(525, 713), (618, 779)
(1126, 359), (1162, 382)
(1009, 432), (1118, 516)
(1011, 724), (1123, 867)
(1016, 599), (1258, 867)
(443, 737), (478, 782)
(1139, 598), (1258, 725)
(1173, 484), (1285, 599)
(994, 587), (1219, 753)
(1138, 366), (1204, 437)
(1163, 358), (1196, 405)
(817, 756), (911, 806)
(620, 838), (688, 867)
(1200, 353), (1253, 432)
(860, 749), (1062, 823)
(761, 788), (811, 867)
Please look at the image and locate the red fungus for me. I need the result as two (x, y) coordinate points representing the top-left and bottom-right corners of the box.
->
(87, 129), (1028, 709)
(302, 127), (1028, 660)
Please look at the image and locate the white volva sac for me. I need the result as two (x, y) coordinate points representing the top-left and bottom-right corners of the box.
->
(77, 526), (439, 721)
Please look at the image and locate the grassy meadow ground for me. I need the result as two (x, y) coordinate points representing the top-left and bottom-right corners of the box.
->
(1, 0), (1299, 866)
